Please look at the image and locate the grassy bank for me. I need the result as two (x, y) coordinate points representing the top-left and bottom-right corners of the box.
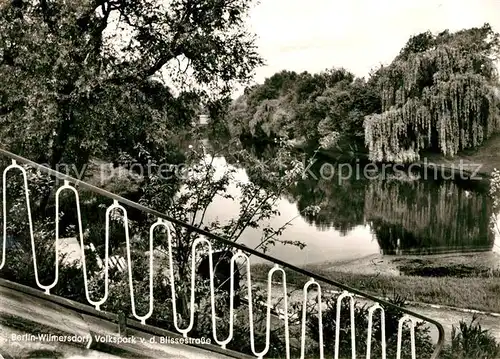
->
(305, 133), (500, 181)
(251, 263), (500, 313)
(418, 133), (500, 178)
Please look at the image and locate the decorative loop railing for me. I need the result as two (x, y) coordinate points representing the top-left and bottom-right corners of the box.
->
(0, 148), (445, 359)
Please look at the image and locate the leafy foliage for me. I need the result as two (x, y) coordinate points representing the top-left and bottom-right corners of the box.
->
(365, 24), (500, 162)
(441, 316), (500, 359)
(0, 0), (262, 168)
(226, 68), (381, 153)
(227, 24), (500, 163)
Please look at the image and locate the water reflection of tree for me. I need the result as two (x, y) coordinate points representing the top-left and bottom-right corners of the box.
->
(365, 179), (494, 254)
(287, 169), (366, 234)
(208, 136), (495, 253)
(211, 137), (367, 234)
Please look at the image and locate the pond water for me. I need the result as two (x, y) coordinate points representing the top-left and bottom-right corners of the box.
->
(200, 150), (500, 267)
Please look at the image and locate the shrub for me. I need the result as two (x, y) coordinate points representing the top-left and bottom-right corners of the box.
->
(441, 316), (500, 359)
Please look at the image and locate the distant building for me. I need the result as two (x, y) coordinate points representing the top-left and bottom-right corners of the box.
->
(191, 114), (209, 127)
(199, 114), (209, 125)
(192, 114), (210, 127)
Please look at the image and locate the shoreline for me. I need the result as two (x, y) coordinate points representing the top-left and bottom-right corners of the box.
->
(305, 134), (500, 185)
(252, 250), (500, 314)
(314, 150), (492, 185)
(306, 251), (500, 277)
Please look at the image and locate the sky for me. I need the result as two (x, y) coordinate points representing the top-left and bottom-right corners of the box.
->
(245, 0), (500, 87)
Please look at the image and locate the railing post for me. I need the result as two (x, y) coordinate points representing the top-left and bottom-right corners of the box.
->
(366, 303), (386, 359)
(118, 310), (127, 336)
(335, 291), (356, 359)
(301, 278), (323, 359)
(397, 315), (416, 359)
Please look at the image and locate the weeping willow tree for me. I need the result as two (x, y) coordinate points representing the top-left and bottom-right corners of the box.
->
(365, 24), (500, 162)
(365, 179), (494, 254)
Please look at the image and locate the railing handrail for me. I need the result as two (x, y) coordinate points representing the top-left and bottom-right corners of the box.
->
(0, 147), (445, 358)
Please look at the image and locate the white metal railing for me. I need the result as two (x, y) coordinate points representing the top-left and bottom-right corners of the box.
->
(300, 279), (323, 359)
(335, 291), (356, 359)
(0, 150), (446, 359)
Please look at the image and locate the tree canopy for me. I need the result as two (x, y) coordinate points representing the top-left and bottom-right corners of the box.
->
(0, 0), (262, 167)
(227, 23), (500, 163)
(227, 68), (380, 153)
(364, 24), (500, 162)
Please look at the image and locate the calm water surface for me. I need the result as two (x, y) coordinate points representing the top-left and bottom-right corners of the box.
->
(201, 154), (499, 266)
